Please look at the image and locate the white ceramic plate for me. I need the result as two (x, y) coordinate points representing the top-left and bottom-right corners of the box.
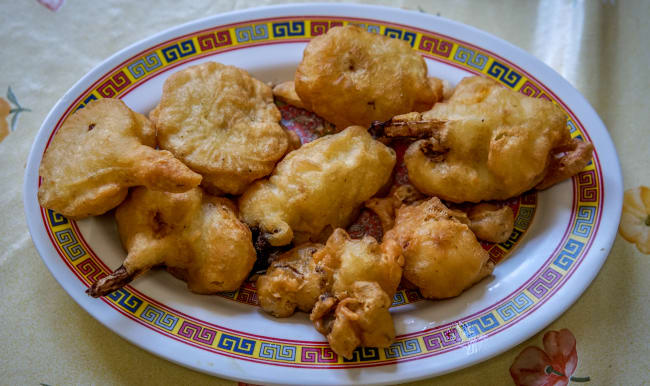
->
(24, 4), (622, 385)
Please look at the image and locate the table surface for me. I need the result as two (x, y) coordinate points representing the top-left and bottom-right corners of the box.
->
(1, 1), (648, 385)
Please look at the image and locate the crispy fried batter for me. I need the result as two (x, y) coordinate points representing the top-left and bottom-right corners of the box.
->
(313, 228), (403, 298)
(467, 203), (515, 243)
(310, 281), (395, 359)
(394, 76), (592, 202)
(365, 183), (515, 243)
(239, 126), (396, 246)
(38, 98), (201, 219)
(308, 228), (402, 359)
(365, 184), (426, 232)
(256, 228), (402, 358)
(87, 187), (255, 297)
(295, 25), (440, 129)
(536, 138), (594, 189)
(383, 197), (494, 299)
(285, 128), (302, 151)
(273, 81), (309, 111)
(151, 61), (289, 195)
(419, 77), (445, 111)
(440, 78), (455, 100)
(256, 243), (325, 317)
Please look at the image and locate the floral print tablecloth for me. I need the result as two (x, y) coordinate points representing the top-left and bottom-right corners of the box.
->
(1, 1), (648, 385)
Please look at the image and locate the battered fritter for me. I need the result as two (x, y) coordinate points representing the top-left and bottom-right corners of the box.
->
(38, 98), (201, 219)
(383, 197), (494, 299)
(373, 76), (593, 202)
(309, 229), (403, 359)
(256, 243), (325, 318)
(239, 126), (396, 246)
(87, 187), (255, 296)
(295, 25), (441, 129)
(150, 61), (290, 195)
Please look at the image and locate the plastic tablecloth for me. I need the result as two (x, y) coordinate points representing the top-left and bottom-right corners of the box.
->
(1, 1), (648, 384)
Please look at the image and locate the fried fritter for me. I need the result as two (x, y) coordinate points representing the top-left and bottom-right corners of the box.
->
(239, 126), (396, 246)
(272, 81), (310, 111)
(309, 228), (403, 359)
(467, 203), (515, 244)
(535, 138), (594, 190)
(311, 281), (395, 359)
(427, 76), (446, 106)
(275, 78), (444, 117)
(38, 98), (201, 219)
(383, 197), (494, 299)
(87, 187), (255, 297)
(150, 61), (289, 195)
(374, 76), (594, 202)
(365, 184), (514, 243)
(256, 243), (325, 318)
(365, 184), (426, 232)
(313, 228), (403, 298)
(295, 25), (440, 129)
(256, 228), (402, 358)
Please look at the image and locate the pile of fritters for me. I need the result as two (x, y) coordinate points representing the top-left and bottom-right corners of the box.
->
(38, 24), (593, 360)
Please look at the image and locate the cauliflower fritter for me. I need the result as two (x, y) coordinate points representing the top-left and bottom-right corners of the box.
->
(256, 228), (403, 359)
(295, 25), (440, 129)
(313, 228), (403, 298)
(310, 281), (395, 360)
(38, 98), (201, 219)
(374, 76), (593, 202)
(306, 228), (402, 359)
(256, 243), (325, 318)
(150, 61), (290, 195)
(365, 183), (514, 243)
(87, 187), (255, 297)
(272, 81), (310, 111)
(365, 184), (426, 232)
(383, 197), (494, 299)
(467, 203), (515, 244)
(239, 126), (396, 246)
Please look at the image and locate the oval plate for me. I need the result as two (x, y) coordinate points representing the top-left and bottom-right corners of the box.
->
(24, 3), (622, 385)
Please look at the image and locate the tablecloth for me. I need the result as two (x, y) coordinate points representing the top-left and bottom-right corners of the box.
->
(1, 0), (648, 384)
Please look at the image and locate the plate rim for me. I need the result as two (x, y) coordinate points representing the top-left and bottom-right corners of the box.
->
(23, 3), (623, 384)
